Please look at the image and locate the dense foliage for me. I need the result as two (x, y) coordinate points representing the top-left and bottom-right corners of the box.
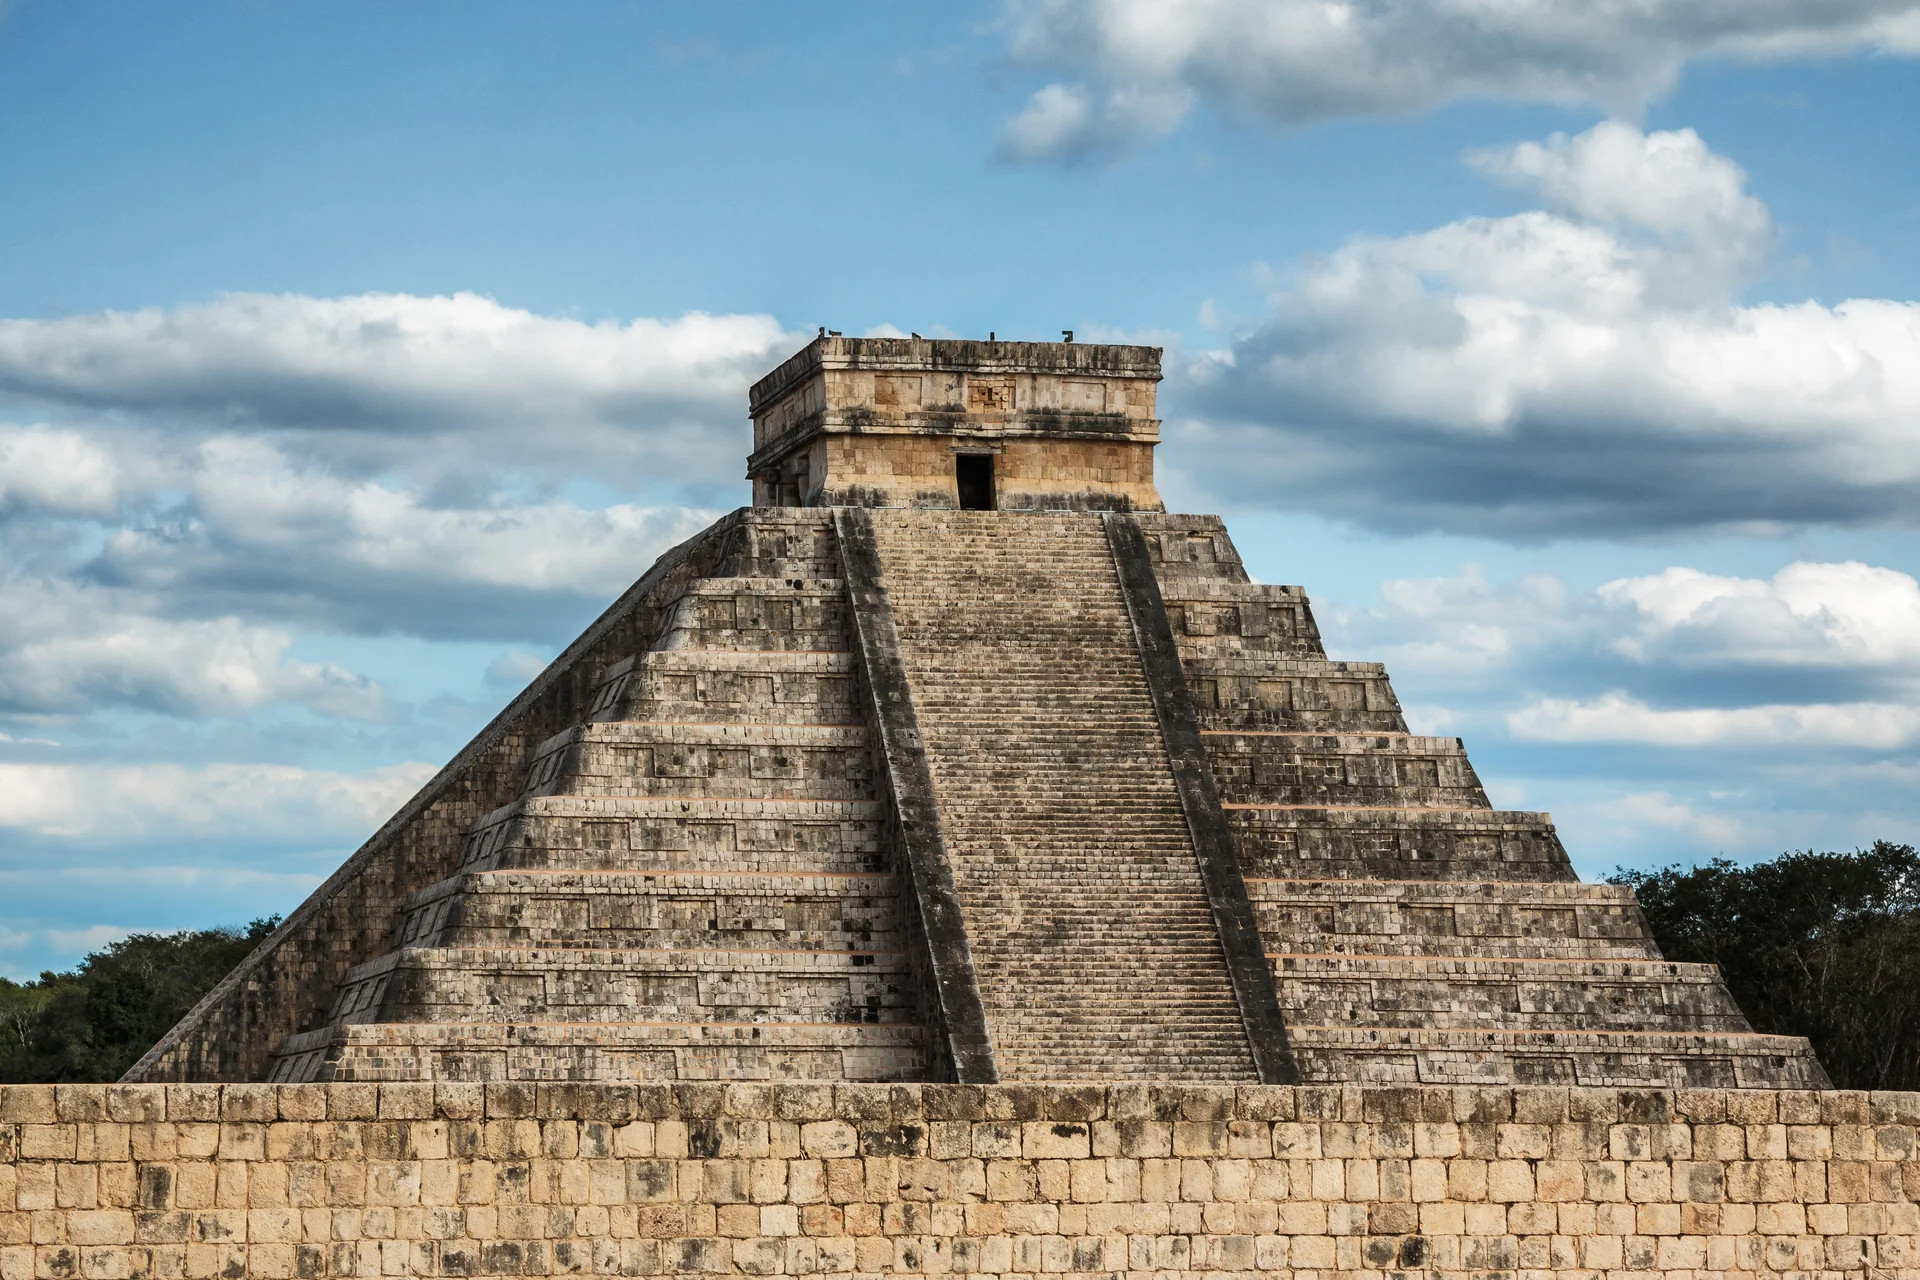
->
(0, 917), (277, 1083)
(1612, 842), (1920, 1091)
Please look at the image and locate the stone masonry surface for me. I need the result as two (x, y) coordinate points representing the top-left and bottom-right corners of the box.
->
(254, 511), (934, 1087)
(127, 337), (1827, 1093)
(128, 508), (1827, 1089)
(4, 1081), (1918, 1279)
(746, 338), (1164, 512)
(1129, 514), (1827, 1092)
(863, 512), (1259, 1081)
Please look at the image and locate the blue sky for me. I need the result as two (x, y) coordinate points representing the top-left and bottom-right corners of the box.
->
(4, 1), (1920, 978)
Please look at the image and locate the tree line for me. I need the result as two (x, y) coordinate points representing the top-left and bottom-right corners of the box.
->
(3, 843), (1918, 1086)
(0, 917), (277, 1083)
(1611, 841), (1920, 1090)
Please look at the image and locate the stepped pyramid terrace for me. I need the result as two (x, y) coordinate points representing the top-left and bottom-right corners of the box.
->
(127, 335), (1829, 1090)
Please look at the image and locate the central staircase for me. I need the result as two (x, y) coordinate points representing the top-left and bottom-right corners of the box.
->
(865, 511), (1259, 1080)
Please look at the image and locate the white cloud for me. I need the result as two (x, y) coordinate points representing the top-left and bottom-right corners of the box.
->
(71, 437), (720, 639)
(0, 292), (793, 432)
(0, 294), (770, 645)
(1613, 790), (1751, 848)
(171, 435), (715, 596)
(1000, 0), (1920, 156)
(0, 571), (387, 719)
(1337, 557), (1920, 689)
(998, 81), (1191, 161)
(1184, 122), (1920, 537)
(0, 759), (437, 841)
(1348, 564), (1588, 676)
(0, 425), (120, 517)
(1600, 562), (1920, 668)
(1509, 693), (1920, 748)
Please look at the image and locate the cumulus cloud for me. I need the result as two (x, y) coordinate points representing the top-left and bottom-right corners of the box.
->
(0, 570), (387, 719)
(1324, 556), (1920, 759)
(999, 0), (1920, 157)
(1181, 121), (1920, 537)
(1612, 791), (1752, 848)
(0, 759), (436, 841)
(0, 294), (776, 643)
(0, 292), (790, 432)
(1510, 693), (1920, 749)
(0, 425), (121, 517)
(1600, 562), (1920, 669)
(998, 81), (1192, 161)
(78, 437), (718, 639)
(1343, 558), (1920, 683)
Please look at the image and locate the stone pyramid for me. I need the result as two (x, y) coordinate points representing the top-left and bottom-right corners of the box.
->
(126, 336), (1828, 1089)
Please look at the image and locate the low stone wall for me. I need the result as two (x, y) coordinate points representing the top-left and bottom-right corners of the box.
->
(3, 1083), (1915, 1279)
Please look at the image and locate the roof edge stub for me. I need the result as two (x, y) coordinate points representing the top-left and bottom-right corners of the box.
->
(750, 336), (1163, 417)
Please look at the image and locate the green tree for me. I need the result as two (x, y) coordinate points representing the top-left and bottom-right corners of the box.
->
(1612, 842), (1920, 1090)
(0, 917), (278, 1083)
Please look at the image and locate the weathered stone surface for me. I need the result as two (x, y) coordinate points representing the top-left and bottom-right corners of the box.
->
(126, 338), (1828, 1095)
(748, 336), (1165, 511)
(0, 1081), (1906, 1278)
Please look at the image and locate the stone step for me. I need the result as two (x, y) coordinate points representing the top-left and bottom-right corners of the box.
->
(454, 795), (891, 876)
(266, 1017), (925, 1084)
(1285, 1024), (1829, 1089)
(1245, 876), (1660, 959)
(865, 507), (1260, 1083)
(1184, 657), (1409, 733)
(397, 869), (904, 953)
(520, 720), (874, 802)
(593, 649), (861, 725)
(327, 944), (918, 1027)
(1271, 953), (1752, 1032)
(1157, 581), (1326, 661)
(655, 577), (851, 652)
(1205, 732), (1490, 808)
(1228, 805), (1578, 882)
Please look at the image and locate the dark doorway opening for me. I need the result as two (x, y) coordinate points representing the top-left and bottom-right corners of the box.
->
(956, 453), (995, 510)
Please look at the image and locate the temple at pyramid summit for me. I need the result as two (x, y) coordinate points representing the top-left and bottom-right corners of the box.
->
(127, 336), (1828, 1088)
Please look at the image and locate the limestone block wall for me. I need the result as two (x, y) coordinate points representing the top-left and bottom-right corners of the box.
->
(806, 435), (1162, 512)
(4, 1082), (1915, 1279)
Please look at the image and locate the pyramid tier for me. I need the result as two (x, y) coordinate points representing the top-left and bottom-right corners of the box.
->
(325, 944), (916, 1027)
(269, 1017), (924, 1084)
(1205, 731), (1489, 808)
(654, 576), (851, 651)
(396, 869), (903, 953)
(1228, 804), (1577, 881)
(1287, 1025), (1828, 1089)
(1185, 657), (1408, 733)
(1271, 953), (1751, 1033)
(1132, 514), (1253, 584)
(1245, 877), (1660, 959)
(1157, 580), (1326, 660)
(519, 721), (873, 802)
(456, 795), (891, 877)
(590, 650), (861, 726)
